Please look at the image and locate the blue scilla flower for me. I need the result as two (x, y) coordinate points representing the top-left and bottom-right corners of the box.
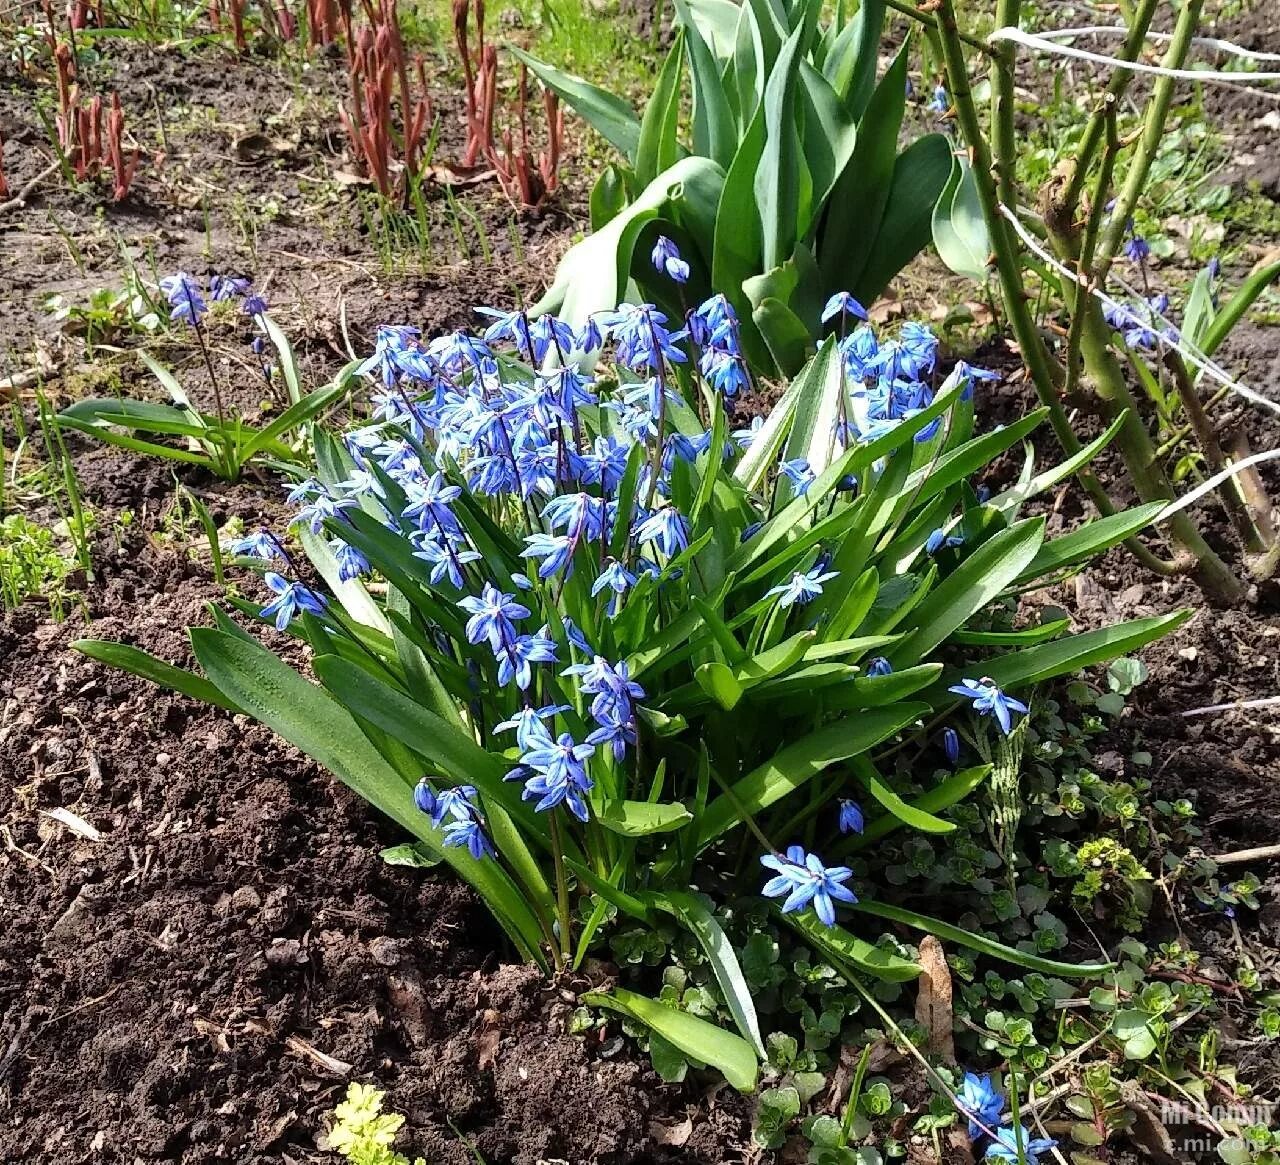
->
(543, 492), (609, 543)
(925, 527), (965, 555)
(243, 291), (268, 316)
(414, 778), (439, 820)
(766, 564), (838, 607)
(1123, 235), (1151, 263)
(475, 306), (534, 354)
(564, 656), (646, 724)
(866, 657), (893, 678)
(497, 627), (559, 690)
(943, 726), (961, 766)
(899, 322), (938, 375)
(948, 677), (1029, 735)
(984, 1126), (1057, 1165)
(929, 84), (948, 113)
(562, 616), (593, 656)
(521, 532), (576, 580)
(579, 435), (632, 494)
(733, 417), (764, 450)
(840, 324), (880, 382)
(950, 360), (1000, 401)
(701, 347), (749, 397)
(760, 845), (857, 926)
(442, 815), (494, 859)
(402, 472), (464, 540)
(959, 1072), (1004, 1139)
(586, 708), (638, 762)
(332, 540), (370, 582)
(159, 273), (207, 325)
(512, 726), (596, 821)
(293, 492), (356, 536)
(230, 530), (281, 560)
(356, 325), (420, 387)
(592, 559), (637, 616)
(779, 458), (816, 495)
(604, 303), (688, 373)
(494, 703), (570, 750)
(838, 800), (864, 835)
(412, 535), (480, 589)
(527, 314), (578, 363)
(651, 236), (690, 283)
(740, 521), (764, 543)
(210, 274), (251, 302)
(633, 505), (689, 558)
(259, 572), (327, 630)
(457, 583), (530, 649)
(822, 292), (868, 325)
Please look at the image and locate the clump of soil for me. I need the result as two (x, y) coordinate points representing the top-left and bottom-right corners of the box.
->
(0, 457), (753, 1165)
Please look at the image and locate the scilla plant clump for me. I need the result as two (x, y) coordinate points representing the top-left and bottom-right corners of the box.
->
(80, 252), (1188, 1091)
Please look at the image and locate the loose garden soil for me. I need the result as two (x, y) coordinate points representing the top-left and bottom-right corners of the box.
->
(3, 1), (1280, 1161)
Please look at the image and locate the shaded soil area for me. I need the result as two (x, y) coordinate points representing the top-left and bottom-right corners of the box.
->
(0, 451), (753, 1165)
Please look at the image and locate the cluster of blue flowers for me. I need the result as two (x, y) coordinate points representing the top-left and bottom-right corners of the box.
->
(160, 271), (267, 328)
(958, 1072), (1058, 1165)
(1103, 293), (1178, 352)
(211, 239), (1027, 926)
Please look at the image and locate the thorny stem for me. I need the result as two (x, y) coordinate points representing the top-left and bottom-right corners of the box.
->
(1094, 0), (1205, 285)
(1164, 351), (1267, 555)
(1059, 0), (1160, 214)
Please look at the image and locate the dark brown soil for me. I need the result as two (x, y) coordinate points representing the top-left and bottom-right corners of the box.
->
(0, 452), (754, 1165)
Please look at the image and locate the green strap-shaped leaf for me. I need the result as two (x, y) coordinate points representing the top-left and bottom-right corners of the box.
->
(675, 0), (737, 170)
(635, 31), (687, 187)
(73, 638), (241, 712)
(1200, 258), (1280, 359)
(932, 155), (991, 284)
(889, 518), (1046, 666)
(851, 132), (952, 305)
(696, 704), (926, 847)
(936, 611), (1192, 696)
(584, 987), (759, 1092)
(853, 757), (955, 834)
(1014, 502), (1166, 585)
(849, 900), (1114, 977)
(780, 910), (922, 982)
(642, 890), (768, 1057)
(757, 25), (808, 273)
(833, 765), (992, 855)
(190, 629), (547, 964)
(596, 800), (693, 836)
(507, 45), (642, 161)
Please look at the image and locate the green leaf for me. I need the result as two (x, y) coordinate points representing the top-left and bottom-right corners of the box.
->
(780, 910), (922, 982)
(72, 638), (240, 712)
(240, 368), (355, 460)
(584, 987), (759, 1092)
(1113, 1009), (1158, 1060)
(890, 518), (1046, 665)
(190, 629), (547, 964)
(675, 0), (737, 169)
(834, 765), (991, 854)
(508, 45), (642, 160)
(697, 704), (926, 847)
(58, 396), (210, 440)
(852, 132), (953, 305)
(932, 154), (990, 283)
(990, 412), (1126, 516)
(695, 661), (746, 709)
(642, 890), (767, 1057)
(819, 39), (908, 295)
(597, 800), (693, 836)
(679, 0), (742, 60)
(635, 32), (687, 187)
(757, 25), (807, 272)
(533, 157), (725, 328)
(1200, 258), (1280, 359)
(1014, 503), (1165, 585)
(1181, 266), (1216, 348)
(853, 758), (955, 834)
(944, 611), (1192, 694)
(849, 900), (1114, 977)
(379, 843), (441, 869)
(259, 312), (303, 404)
